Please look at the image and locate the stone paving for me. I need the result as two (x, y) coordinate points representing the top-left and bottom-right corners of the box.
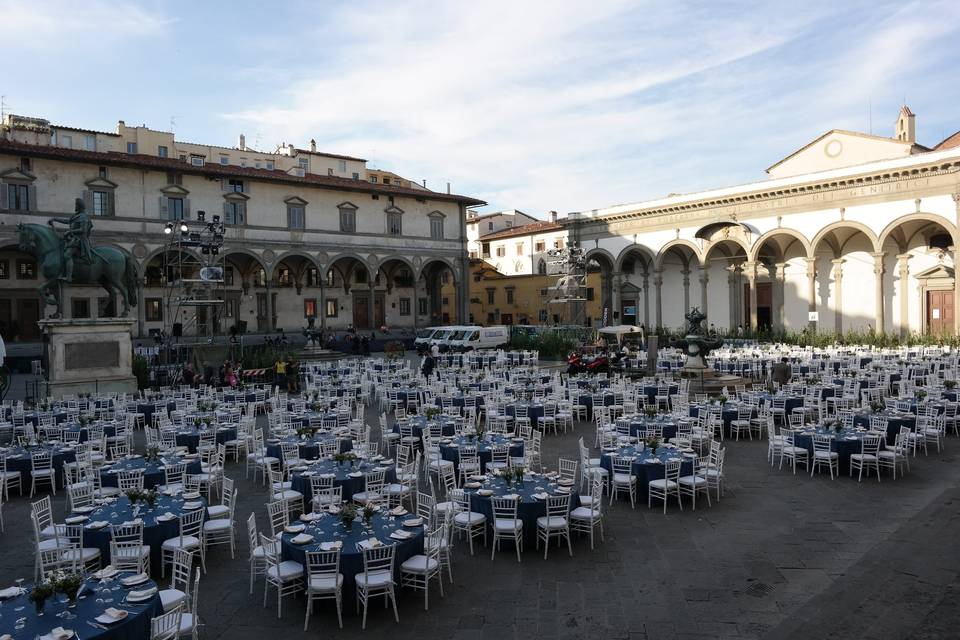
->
(2, 400), (960, 639)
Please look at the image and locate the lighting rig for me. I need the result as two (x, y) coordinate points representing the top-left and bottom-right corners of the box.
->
(545, 241), (587, 325)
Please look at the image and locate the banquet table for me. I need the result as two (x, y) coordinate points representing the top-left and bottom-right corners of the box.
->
(265, 433), (352, 461)
(173, 425), (237, 453)
(290, 459), (398, 504)
(1, 574), (163, 640)
(688, 403), (750, 437)
(617, 416), (679, 441)
(99, 454), (203, 489)
(71, 493), (208, 575)
(135, 400), (176, 425)
(1, 442), (77, 486)
(393, 416), (457, 440)
(61, 423), (118, 442)
(18, 410), (69, 427)
(599, 444), (695, 503)
(792, 426), (884, 476)
(851, 411), (916, 444)
(463, 473), (579, 547)
(505, 402), (545, 430)
(640, 384), (679, 404)
(438, 434), (524, 474)
(279, 509), (424, 609)
(575, 392), (616, 419)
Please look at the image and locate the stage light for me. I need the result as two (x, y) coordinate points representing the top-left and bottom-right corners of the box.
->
(212, 214), (221, 223)
(179, 222), (189, 233)
(197, 210), (206, 222)
(164, 222), (173, 234)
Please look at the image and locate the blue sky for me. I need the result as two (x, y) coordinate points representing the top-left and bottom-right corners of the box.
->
(3, 0), (960, 216)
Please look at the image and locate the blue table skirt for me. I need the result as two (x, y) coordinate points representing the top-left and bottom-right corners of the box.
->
(266, 435), (352, 461)
(20, 411), (69, 426)
(793, 430), (881, 476)
(433, 394), (486, 410)
(439, 438), (524, 474)
(174, 426), (236, 453)
(688, 405), (744, 437)
(575, 393), (615, 419)
(851, 413), (915, 445)
(599, 447), (695, 503)
(640, 385), (679, 404)
(3, 445), (77, 486)
(399, 416), (458, 439)
(465, 479), (578, 547)
(505, 403), (544, 429)
(137, 400), (176, 424)
(291, 462), (398, 504)
(76, 494), (208, 575)
(622, 419), (679, 441)
(280, 511), (424, 609)
(61, 424), (118, 443)
(11, 575), (162, 640)
(100, 457), (203, 489)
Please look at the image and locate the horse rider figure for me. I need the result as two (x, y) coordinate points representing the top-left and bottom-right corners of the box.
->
(48, 197), (94, 282)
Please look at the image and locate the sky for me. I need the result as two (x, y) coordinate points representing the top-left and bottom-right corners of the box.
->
(3, 0), (960, 217)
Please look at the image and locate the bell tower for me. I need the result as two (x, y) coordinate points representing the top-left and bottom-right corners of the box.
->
(895, 105), (916, 143)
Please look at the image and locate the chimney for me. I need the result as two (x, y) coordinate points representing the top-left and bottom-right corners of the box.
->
(117, 120), (125, 133)
(310, 138), (316, 152)
(549, 210), (558, 223)
(238, 134), (246, 150)
(446, 182), (451, 194)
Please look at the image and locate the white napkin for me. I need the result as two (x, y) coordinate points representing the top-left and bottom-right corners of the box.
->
(319, 541), (343, 551)
(65, 515), (88, 524)
(127, 586), (157, 601)
(87, 520), (110, 529)
(48, 628), (73, 640)
(389, 530), (412, 540)
(120, 573), (148, 586)
(291, 533), (314, 544)
(0, 586), (22, 599)
(357, 538), (382, 550)
(284, 524), (305, 533)
(96, 607), (128, 623)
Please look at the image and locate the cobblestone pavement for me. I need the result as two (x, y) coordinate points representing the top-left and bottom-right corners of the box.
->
(3, 406), (959, 639)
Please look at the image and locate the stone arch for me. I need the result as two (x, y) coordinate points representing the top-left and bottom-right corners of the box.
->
(583, 247), (616, 269)
(615, 244), (656, 273)
(702, 236), (751, 263)
(328, 252), (374, 283)
(654, 239), (702, 270)
(810, 221), (880, 256)
(269, 250), (320, 281)
(877, 213), (958, 252)
(417, 257), (458, 283)
(749, 227), (813, 262)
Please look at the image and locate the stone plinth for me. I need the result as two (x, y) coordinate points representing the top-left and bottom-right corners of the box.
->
(38, 318), (137, 397)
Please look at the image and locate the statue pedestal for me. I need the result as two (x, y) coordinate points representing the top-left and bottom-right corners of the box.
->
(38, 318), (137, 397)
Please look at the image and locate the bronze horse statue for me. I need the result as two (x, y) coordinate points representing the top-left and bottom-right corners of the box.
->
(16, 223), (139, 318)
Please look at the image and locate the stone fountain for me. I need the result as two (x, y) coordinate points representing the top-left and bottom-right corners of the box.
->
(672, 308), (742, 395)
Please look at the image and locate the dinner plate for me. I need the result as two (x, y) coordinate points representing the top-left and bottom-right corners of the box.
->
(126, 587), (157, 602)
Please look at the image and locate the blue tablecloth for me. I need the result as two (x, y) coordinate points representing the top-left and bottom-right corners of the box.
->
(793, 427), (882, 476)
(576, 392), (615, 419)
(9, 575), (162, 640)
(599, 445), (695, 503)
(464, 475), (578, 547)
(73, 493), (208, 575)
(2, 443), (76, 486)
(291, 460), (398, 504)
(19, 410), (69, 426)
(173, 426), (236, 453)
(851, 412), (915, 444)
(396, 416), (457, 439)
(136, 400), (176, 424)
(620, 417), (679, 441)
(640, 385), (679, 404)
(266, 433), (352, 461)
(280, 510), (424, 609)
(61, 423), (118, 442)
(100, 455), (203, 489)
(688, 403), (748, 437)
(505, 402), (544, 430)
(438, 435), (524, 473)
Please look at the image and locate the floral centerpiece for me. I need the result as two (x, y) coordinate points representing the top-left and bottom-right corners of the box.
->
(338, 504), (358, 531)
(513, 465), (525, 486)
(646, 435), (660, 455)
(296, 425), (317, 439)
(53, 571), (84, 607)
(78, 415), (89, 428)
(869, 401), (883, 414)
(29, 578), (55, 614)
(144, 445), (161, 463)
(362, 503), (376, 525)
(202, 416), (213, 427)
(644, 406), (658, 419)
(333, 452), (357, 467)
(424, 406), (441, 420)
(945, 380), (957, 390)
(915, 389), (927, 401)
(192, 417), (202, 427)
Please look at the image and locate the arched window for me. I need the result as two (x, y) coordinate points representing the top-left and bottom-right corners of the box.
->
(537, 259), (547, 275)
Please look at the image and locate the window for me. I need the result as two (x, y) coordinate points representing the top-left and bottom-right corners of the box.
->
(539, 309), (548, 322)
(338, 160), (347, 172)
(265, 161), (274, 170)
(395, 269), (413, 288)
(298, 158), (309, 171)
(0, 259), (7, 279)
(339, 205), (356, 233)
(535, 241), (545, 252)
(227, 179), (245, 193)
(179, 154), (186, 162)
(61, 135), (73, 148)
(306, 268), (319, 287)
(355, 269), (367, 284)
(6, 184), (30, 211)
(277, 267), (291, 287)
(17, 260), (35, 279)
(325, 298), (338, 317)
(352, 172), (359, 180)
(127, 142), (137, 154)
(382, 177), (391, 185)
(327, 168), (333, 176)
(220, 156), (229, 165)
(469, 251), (478, 259)
(506, 288), (515, 304)
(495, 246), (505, 257)
(554, 238), (564, 249)
(514, 261), (523, 272)
(157, 145), (168, 158)
(167, 197), (184, 220)
(166, 172), (183, 186)
(224, 201), (246, 225)
(71, 298), (90, 319)
(488, 221), (494, 231)
(92, 191), (112, 216)
(430, 216), (444, 240)
(20, 157), (31, 172)
(537, 259), (547, 275)
(504, 220), (512, 227)
(441, 272), (449, 285)
(370, 176), (378, 183)
(371, 194), (379, 200)
(481, 243), (491, 258)
(387, 212), (402, 236)
(98, 166), (108, 178)
(326, 269), (336, 287)
(516, 243), (524, 255)
(399, 298), (411, 316)
(254, 268), (266, 287)
(418, 298), (428, 316)
(442, 297), (449, 306)
(586, 287), (595, 301)
(486, 288), (495, 304)
(190, 156), (204, 166)
(288, 205), (305, 230)
(304, 298), (317, 318)
(84, 135), (96, 151)
(224, 267), (235, 286)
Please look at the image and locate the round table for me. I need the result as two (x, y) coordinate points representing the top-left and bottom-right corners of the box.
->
(99, 454), (202, 489)
(291, 459), (398, 504)
(793, 427), (884, 476)
(266, 433), (352, 461)
(1, 443), (77, 486)
(280, 509), (424, 609)
(3, 574), (162, 640)
(463, 474), (579, 547)
(505, 402), (544, 430)
(173, 426), (237, 453)
(61, 423), (118, 442)
(617, 416), (679, 441)
(640, 384), (679, 404)
(438, 434), (524, 473)
(599, 444), (695, 503)
(72, 493), (208, 575)
(397, 416), (457, 439)
(136, 400), (176, 425)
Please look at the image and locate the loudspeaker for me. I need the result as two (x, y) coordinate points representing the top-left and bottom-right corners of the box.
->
(172, 323), (183, 338)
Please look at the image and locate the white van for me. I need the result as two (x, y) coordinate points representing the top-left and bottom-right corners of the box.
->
(433, 326), (468, 353)
(414, 327), (442, 353)
(449, 325), (510, 352)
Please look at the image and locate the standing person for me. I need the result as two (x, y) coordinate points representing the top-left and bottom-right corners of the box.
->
(638, 323), (646, 350)
(431, 342), (440, 359)
(274, 356), (286, 389)
(181, 364), (195, 387)
(771, 357), (792, 386)
(286, 358), (299, 393)
(203, 362), (214, 386)
(361, 334), (370, 356)
(421, 352), (435, 380)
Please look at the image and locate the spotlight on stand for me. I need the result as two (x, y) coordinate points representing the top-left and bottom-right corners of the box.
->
(179, 222), (189, 233)
(164, 222), (173, 234)
(212, 214), (221, 223)
(211, 247), (219, 255)
(197, 210), (206, 222)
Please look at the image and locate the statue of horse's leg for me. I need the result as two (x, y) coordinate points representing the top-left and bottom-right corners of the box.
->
(42, 280), (61, 318)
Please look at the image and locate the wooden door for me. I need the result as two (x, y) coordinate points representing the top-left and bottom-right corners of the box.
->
(374, 293), (385, 329)
(17, 298), (40, 341)
(927, 290), (954, 334)
(353, 293), (370, 329)
(0, 298), (11, 340)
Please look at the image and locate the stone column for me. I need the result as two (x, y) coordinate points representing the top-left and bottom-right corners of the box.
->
(699, 265), (709, 317)
(773, 262), (786, 330)
(653, 269), (663, 328)
(831, 258), (844, 333)
(265, 281), (274, 331)
(745, 261), (758, 330)
(805, 257), (817, 331)
(681, 267), (691, 315)
(871, 252), (885, 334)
(897, 254), (910, 337)
(611, 271), (623, 323)
(954, 193), (960, 334)
(369, 282), (377, 330)
(319, 281), (327, 331)
(641, 271), (650, 328)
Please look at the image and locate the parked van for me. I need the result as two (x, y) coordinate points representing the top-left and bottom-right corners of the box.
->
(433, 326), (468, 353)
(449, 325), (510, 351)
(414, 327), (442, 353)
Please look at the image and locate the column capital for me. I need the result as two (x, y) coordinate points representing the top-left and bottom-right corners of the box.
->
(870, 252), (885, 274)
(830, 258), (845, 266)
(896, 253), (912, 263)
